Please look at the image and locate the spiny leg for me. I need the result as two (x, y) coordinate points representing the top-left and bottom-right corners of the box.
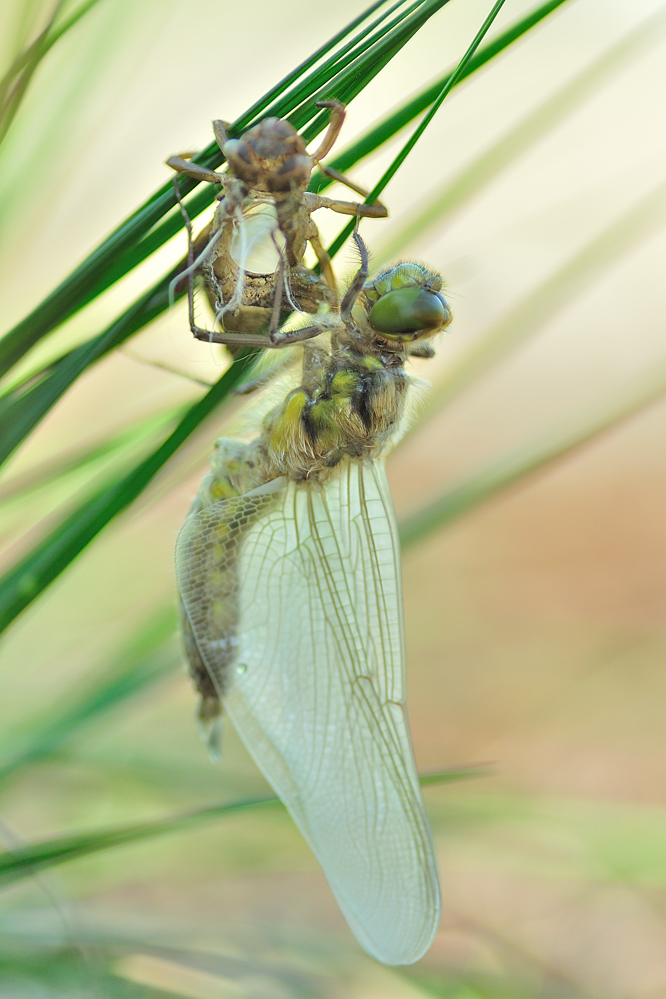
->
(316, 163), (388, 217)
(212, 119), (231, 151)
(265, 251), (328, 347)
(304, 191), (387, 220)
(170, 177), (224, 341)
(281, 256), (304, 314)
(190, 324), (324, 348)
(267, 254), (287, 339)
(340, 221), (369, 325)
(169, 177), (196, 318)
(166, 155), (226, 186)
(310, 100), (346, 163)
(214, 206), (251, 330)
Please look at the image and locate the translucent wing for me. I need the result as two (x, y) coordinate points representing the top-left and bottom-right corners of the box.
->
(176, 460), (440, 965)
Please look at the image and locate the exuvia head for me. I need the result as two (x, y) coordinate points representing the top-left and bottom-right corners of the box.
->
(222, 118), (312, 193)
(362, 263), (452, 342)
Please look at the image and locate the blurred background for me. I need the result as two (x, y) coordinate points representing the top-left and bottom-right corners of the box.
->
(1, 0), (666, 995)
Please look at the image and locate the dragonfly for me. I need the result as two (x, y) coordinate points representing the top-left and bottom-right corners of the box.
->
(175, 226), (452, 965)
(167, 101), (387, 346)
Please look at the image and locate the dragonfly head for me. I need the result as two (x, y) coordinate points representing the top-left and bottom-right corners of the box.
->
(362, 263), (452, 344)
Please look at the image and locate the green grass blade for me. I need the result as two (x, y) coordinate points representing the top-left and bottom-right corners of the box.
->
(418, 763), (493, 786)
(369, 0), (508, 196)
(0, 766), (485, 887)
(287, 0), (451, 134)
(265, 0), (428, 126)
(399, 361), (666, 550)
(233, 0), (392, 127)
(376, 6), (666, 261)
(0, 3), (58, 118)
(0, 403), (184, 510)
(0, 0), (105, 146)
(309, 0), (571, 194)
(324, 0), (557, 258)
(0, 606), (178, 784)
(0, 268), (184, 469)
(0, 350), (257, 635)
(0, 794), (281, 888)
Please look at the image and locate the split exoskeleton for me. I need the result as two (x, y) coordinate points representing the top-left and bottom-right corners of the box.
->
(167, 100), (387, 347)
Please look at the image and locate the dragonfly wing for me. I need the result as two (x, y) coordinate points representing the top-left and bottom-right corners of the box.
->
(177, 460), (440, 965)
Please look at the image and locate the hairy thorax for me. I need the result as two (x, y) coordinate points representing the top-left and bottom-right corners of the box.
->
(261, 337), (409, 480)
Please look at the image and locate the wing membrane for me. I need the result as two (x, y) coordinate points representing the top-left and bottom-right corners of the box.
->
(176, 460), (440, 964)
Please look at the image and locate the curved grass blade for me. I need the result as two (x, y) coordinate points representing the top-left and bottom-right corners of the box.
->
(0, 268), (184, 469)
(398, 359), (666, 550)
(0, 766), (487, 888)
(267, 0), (428, 128)
(0, 350), (257, 635)
(237, 0), (391, 128)
(376, 5), (666, 262)
(0, 606), (178, 785)
(0, 0), (105, 147)
(370, 0), (509, 193)
(0, 0), (442, 377)
(309, 0), (571, 195)
(325, 0), (509, 260)
(0, 403), (185, 511)
(292, 0), (452, 136)
(0, 794), (281, 889)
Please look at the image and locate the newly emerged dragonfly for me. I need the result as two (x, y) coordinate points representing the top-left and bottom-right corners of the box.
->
(167, 101), (386, 344)
(175, 228), (452, 964)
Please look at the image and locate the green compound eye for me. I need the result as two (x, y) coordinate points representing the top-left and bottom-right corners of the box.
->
(368, 288), (450, 338)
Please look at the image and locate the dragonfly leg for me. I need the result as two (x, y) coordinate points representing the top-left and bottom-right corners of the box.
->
(169, 180), (224, 326)
(265, 256), (329, 347)
(340, 223), (369, 324)
(315, 163), (387, 217)
(304, 191), (387, 219)
(166, 155), (226, 186)
(310, 100), (346, 162)
(212, 119), (231, 151)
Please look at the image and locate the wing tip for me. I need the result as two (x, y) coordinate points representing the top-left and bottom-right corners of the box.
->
(342, 887), (442, 966)
(352, 913), (441, 966)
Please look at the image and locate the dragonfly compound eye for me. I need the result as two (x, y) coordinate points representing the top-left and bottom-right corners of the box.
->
(368, 288), (451, 339)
